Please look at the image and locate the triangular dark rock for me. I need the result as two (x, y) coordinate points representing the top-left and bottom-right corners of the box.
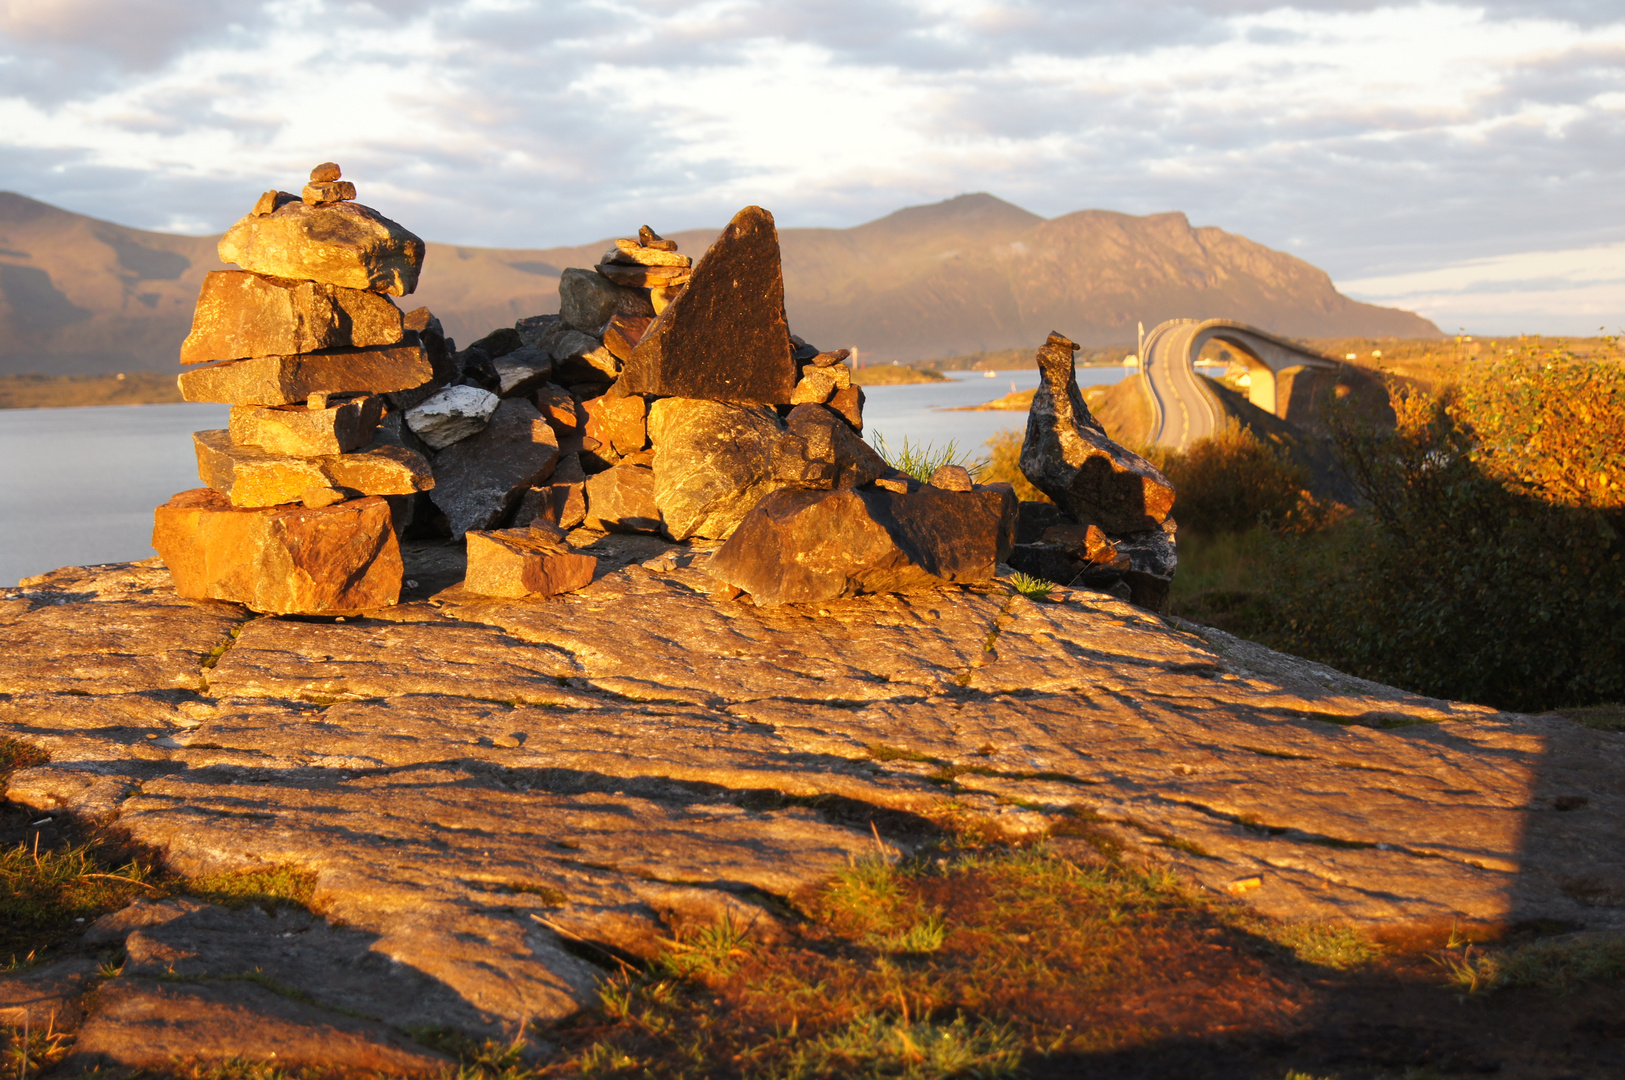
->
(613, 206), (795, 404)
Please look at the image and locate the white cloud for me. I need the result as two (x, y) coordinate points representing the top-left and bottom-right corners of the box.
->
(0, 0), (1622, 333)
(1341, 243), (1625, 334)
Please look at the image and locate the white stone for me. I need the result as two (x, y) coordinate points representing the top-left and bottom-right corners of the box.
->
(405, 386), (500, 450)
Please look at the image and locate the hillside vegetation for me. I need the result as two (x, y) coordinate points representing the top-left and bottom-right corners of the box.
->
(849, 364), (948, 385)
(1164, 350), (1625, 714)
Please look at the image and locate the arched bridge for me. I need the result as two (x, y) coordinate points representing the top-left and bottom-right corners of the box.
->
(1139, 319), (1341, 450)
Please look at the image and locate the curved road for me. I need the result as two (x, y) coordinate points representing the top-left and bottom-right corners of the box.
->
(1140, 320), (1220, 452)
(1139, 318), (1339, 450)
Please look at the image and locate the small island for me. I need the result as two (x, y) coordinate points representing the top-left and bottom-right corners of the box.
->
(849, 364), (949, 385)
(950, 386), (1035, 411)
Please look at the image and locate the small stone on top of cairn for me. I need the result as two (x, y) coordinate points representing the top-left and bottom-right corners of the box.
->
(303, 161), (356, 206)
(595, 225), (694, 294)
(152, 163), (435, 616)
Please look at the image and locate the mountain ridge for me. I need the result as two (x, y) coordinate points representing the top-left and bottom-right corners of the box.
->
(0, 190), (1439, 375)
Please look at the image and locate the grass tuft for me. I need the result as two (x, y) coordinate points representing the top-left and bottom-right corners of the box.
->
(542, 844), (1320, 1073)
(1, 1021), (73, 1080)
(1436, 934), (1625, 993)
(1007, 572), (1056, 600)
(659, 914), (754, 981)
(0, 841), (160, 961)
(1546, 702), (1625, 732)
(0, 737), (48, 779)
(1265, 921), (1382, 970)
(869, 431), (988, 483)
(776, 1013), (1023, 1078)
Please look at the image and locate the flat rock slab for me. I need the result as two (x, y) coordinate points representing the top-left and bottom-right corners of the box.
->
(181, 270), (404, 366)
(3, 553), (1624, 1052)
(0, 957), (100, 1029)
(178, 343), (435, 406)
(192, 430), (432, 506)
(63, 977), (451, 1076)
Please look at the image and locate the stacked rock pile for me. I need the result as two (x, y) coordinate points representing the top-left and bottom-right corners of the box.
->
(1007, 332), (1179, 610)
(410, 204), (1017, 604)
(152, 163), (443, 615)
(155, 178), (1170, 614)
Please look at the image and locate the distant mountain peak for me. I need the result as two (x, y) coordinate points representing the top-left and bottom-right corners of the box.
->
(857, 192), (1045, 239)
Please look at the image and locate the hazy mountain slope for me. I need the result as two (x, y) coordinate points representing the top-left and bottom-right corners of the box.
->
(0, 191), (1438, 375)
(0, 193), (216, 375)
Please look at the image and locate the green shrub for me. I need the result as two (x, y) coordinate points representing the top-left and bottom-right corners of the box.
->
(1263, 375), (1625, 712)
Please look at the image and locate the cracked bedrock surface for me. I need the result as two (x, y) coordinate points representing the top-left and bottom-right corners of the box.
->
(2, 538), (1623, 1041)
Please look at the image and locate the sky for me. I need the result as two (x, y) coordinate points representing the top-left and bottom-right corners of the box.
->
(1, 0), (1621, 335)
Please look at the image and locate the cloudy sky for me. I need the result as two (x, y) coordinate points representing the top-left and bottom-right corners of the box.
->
(2, 0), (1621, 334)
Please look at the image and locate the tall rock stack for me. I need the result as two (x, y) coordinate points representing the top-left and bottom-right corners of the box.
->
(152, 164), (436, 615)
(1009, 332), (1179, 611)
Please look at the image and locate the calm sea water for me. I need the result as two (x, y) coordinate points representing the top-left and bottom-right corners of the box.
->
(0, 369), (1130, 585)
(0, 402), (231, 586)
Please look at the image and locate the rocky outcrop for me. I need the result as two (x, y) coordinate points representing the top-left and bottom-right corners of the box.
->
(2, 554), (1619, 1068)
(1011, 333), (1179, 609)
(1009, 503), (1178, 610)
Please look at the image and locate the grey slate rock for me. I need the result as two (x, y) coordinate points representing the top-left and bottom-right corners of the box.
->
(429, 398), (560, 537)
(559, 268), (632, 332)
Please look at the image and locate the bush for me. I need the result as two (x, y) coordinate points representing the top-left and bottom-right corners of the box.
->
(1456, 354), (1625, 510)
(1263, 373), (1625, 713)
(1145, 425), (1324, 535)
(983, 429), (1049, 503)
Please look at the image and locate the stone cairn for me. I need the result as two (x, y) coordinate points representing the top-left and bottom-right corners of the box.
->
(156, 181), (1171, 614)
(153, 163), (445, 615)
(422, 203), (1020, 606)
